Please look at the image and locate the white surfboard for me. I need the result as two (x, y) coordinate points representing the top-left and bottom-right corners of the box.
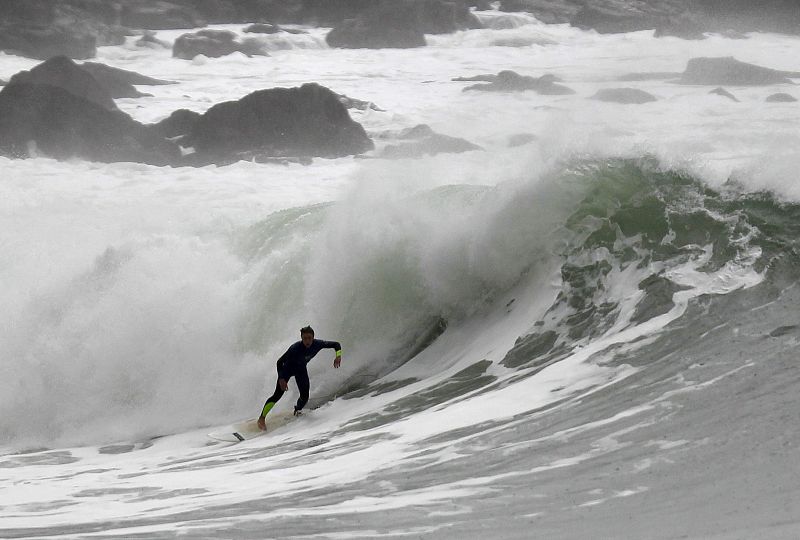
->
(207, 412), (299, 443)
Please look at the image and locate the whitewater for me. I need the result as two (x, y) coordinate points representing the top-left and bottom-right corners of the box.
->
(2, 11), (800, 539)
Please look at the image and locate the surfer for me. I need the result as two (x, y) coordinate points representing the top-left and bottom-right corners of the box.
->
(257, 326), (342, 430)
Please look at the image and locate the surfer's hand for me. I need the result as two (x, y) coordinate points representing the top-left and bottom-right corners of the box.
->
(334, 356), (341, 368)
(279, 378), (288, 391)
(257, 416), (266, 431)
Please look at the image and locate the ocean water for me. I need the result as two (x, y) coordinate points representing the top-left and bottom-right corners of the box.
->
(1, 12), (800, 539)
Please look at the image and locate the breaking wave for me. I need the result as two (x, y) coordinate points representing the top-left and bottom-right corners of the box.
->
(2, 154), (797, 450)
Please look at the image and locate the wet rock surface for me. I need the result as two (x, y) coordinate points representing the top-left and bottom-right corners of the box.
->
(680, 57), (800, 85)
(8, 56), (118, 111)
(765, 93), (797, 103)
(378, 124), (481, 158)
(461, 70), (575, 94)
(592, 88), (658, 104)
(0, 82), (179, 165)
(184, 83), (374, 163)
(173, 29), (269, 59)
(709, 87), (740, 102)
(326, 0), (481, 49)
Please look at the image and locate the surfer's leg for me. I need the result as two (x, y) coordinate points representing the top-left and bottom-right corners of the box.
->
(294, 369), (310, 412)
(260, 379), (285, 418)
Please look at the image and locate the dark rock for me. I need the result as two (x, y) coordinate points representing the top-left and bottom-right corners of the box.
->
(326, 6), (426, 49)
(173, 29), (269, 59)
(0, 80), (6, 87)
(680, 57), (800, 86)
(498, 0), (579, 24)
(0, 24), (96, 60)
(379, 124), (481, 158)
(80, 62), (174, 99)
(397, 124), (436, 139)
(136, 30), (171, 49)
(94, 25), (131, 47)
(326, 0), (482, 49)
(120, 2), (206, 30)
(508, 133), (537, 147)
(653, 12), (707, 39)
(710, 87), (740, 102)
(337, 93), (385, 111)
(463, 70), (575, 95)
(592, 88), (657, 104)
(766, 93), (798, 102)
(571, 4), (676, 34)
(184, 83), (373, 162)
(8, 56), (117, 111)
(691, 0), (800, 36)
(480, 13), (539, 30)
(150, 109), (201, 139)
(244, 23), (281, 34)
(0, 82), (179, 165)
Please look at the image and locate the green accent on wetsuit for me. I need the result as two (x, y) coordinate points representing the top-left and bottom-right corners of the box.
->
(261, 401), (276, 418)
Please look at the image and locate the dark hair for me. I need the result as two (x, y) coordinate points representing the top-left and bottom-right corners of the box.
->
(300, 325), (314, 336)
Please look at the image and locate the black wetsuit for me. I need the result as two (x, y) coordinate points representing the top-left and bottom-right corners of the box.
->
(262, 339), (341, 414)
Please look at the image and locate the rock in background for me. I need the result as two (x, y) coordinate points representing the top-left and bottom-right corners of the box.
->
(680, 57), (800, 85)
(183, 83), (374, 163)
(326, 1), (481, 49)
(0, 82), (179, 164)
(173, 29), (269, 59)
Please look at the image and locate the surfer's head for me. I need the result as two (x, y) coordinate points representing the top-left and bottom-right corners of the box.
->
(300, 325), (314, 347)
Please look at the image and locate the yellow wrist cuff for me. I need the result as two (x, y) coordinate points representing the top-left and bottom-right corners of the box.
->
(336, 350), (342, 357)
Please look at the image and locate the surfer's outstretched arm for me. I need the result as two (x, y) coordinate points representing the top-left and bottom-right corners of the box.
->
(318, 340), (343, 368)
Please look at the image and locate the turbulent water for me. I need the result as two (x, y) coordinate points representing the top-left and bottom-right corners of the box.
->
(1, 12), (800, 539)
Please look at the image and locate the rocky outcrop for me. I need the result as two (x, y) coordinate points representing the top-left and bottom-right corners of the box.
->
(337, 94), (385, 111)
(0, 1), (134, 59)
(326, 0), (482, 49)
(120, 3), (205, 30)
(570, 3), (685, 34)
(461, 71), (575, 95)
(326, 6), (426, 48)
(0, 82), (179, 164)
(378, 124), (480, 158)
(244, 23), (281, 34)
(173, 30), (269, 59)
(680, 57), (800, 86)
(0, 24), (97, 60)
(498, 0), (578, 24)
(766, 93), (797, 103)
(709, 88), (739, 102)
(7, 56), (172, 107)
(80, 62), (175, 99)
(150, 109), (201, 139)
(591, 88), (657, 104)
(184, 83), (373, 163)
(8, 56), (117, 111)
(136, 31), (171, 49)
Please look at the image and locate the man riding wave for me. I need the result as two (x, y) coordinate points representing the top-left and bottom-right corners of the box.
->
(257, 326), (342, 430)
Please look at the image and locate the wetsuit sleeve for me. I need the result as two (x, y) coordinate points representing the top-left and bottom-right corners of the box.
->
(276, 347), (291, 380)
(319, 340), (342, 357)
